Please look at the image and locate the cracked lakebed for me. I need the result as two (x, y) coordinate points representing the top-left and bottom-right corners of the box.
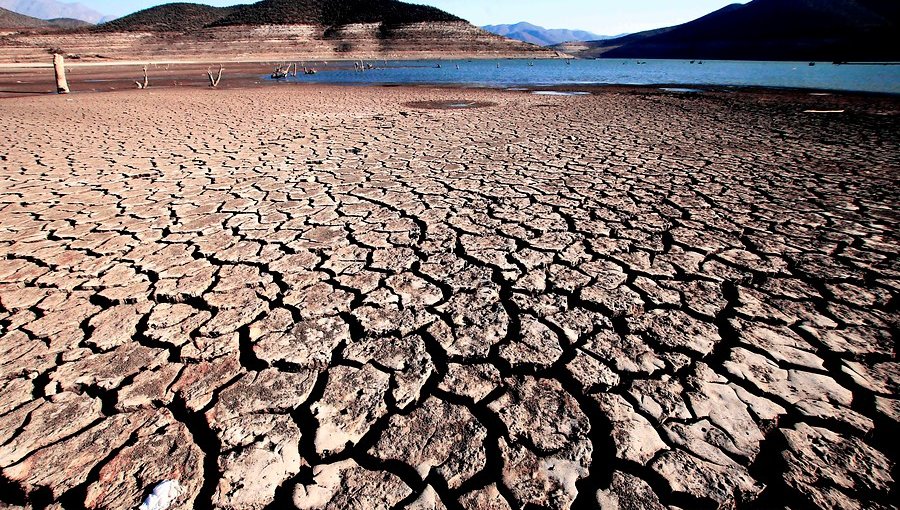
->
(0, 85), (898, 510)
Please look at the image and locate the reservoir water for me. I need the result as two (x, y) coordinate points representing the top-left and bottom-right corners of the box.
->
(269, 59), (900, 94)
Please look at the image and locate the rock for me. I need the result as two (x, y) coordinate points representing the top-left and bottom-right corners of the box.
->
(85, 303), (148, 351)
(499, 437), (591, 510)
(489, 376), (589, 453)
(291, 459), (412, 510)
(48, 342), (167, 393)
(213, 415), (303, 509)
(582, 330), (665, 375)
(371, 397), (486, 489)
(407, 486), (447, 510)
(312, 364), (390, 455)
(168, 355), (242, 411)
(432, 286), (508, 358)
(686, 363), (768, 459)
(146, 304), (212, 348)
(782, 423), (894, 509)
(566, 349), (620, 392)
(3, 409), (161, 499)
(593, 393), (667, 465)
(723, 348), (870, 430)
(83, 413), (202, 510)
(498, 315), (563, 368)
(595, 471), (665, 510)
(651, 449), (763, 506)
(630, 309), (721, 356)
(251, 310), (350, 369)
(731, 319), (824, 370)
(458, 484), (512, 510)
(0, 391), (103, 468)
(438, 363), (501, 403)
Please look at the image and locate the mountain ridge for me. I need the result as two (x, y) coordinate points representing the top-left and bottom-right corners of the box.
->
(481, 22), (611, 46)
(559, 0), (899, 61)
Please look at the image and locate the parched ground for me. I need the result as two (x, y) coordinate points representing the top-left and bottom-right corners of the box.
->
(0, 85), (897, 510)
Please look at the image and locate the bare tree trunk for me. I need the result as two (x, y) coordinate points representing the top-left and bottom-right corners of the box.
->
(207, 65), (224, 87)
(53, 54), (69, 94)
(135, 65), (149, 89)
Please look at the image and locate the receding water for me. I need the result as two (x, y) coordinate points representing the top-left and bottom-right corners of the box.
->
(267, 59), (900, 94)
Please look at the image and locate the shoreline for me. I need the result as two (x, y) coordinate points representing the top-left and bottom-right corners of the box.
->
(2, 58), (898, 98)
(3, 78), (899, 100)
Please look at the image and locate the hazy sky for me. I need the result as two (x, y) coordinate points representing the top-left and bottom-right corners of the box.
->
(82, 0), (745, 34)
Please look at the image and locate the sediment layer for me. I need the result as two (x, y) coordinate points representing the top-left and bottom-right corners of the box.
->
(0, 22), (556, 63)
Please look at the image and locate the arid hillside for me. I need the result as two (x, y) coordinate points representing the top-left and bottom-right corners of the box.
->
(0, 0), (552, 62)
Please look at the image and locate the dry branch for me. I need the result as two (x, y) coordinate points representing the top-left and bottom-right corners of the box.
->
(135, 65), (149, 89)
(207, 65), (224, 87)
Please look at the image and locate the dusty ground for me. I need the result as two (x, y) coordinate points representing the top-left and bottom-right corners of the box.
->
(0, 84), (898, 510)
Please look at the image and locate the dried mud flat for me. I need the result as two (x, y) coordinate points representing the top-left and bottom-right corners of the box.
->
(0, 84), (898, 510)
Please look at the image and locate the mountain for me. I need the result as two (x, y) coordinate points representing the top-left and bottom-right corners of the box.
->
(210, 0), (462, 26)
(0, 0), (108, 23)
(552, 25), (676, 56)
(93, 3), (241, 32)
(2, 0), (552, 62)
(0, 5), (88, 28)
(481, 22), (609, 46)
(562, 0), (900, 61)
(0, 5), (45, 27)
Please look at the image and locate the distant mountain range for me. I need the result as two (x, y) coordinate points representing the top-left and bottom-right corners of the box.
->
(555, 0), (900, 61)
(481, 22), (616, 46)
(0, 5), (91, 28)
(0, 0), (110, 23)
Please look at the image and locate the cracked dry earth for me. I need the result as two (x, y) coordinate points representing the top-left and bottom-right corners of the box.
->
(0, 85), (898, 510)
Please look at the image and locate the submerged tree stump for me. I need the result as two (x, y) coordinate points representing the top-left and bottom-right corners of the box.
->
(53, 54), (69, 94)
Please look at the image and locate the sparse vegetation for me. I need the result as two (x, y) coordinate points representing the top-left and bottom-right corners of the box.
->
(92, 3), (241, 32)
(208, 0), (462, 28)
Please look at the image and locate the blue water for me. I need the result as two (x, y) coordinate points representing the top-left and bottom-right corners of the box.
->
(270, 59), (900, 94)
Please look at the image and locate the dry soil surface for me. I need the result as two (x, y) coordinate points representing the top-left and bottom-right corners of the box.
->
(0, 85), (898, 510)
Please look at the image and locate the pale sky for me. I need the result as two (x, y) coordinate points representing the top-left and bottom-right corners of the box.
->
(81, 0), (746, 35)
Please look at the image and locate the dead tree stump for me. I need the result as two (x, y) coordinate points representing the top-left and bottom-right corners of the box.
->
(53, 54), (69, 94)
(135, 65), (149, 89)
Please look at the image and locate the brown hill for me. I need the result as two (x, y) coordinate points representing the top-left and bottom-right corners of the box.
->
(46, 17), (92, 29)
(93, 3), (241, 32)
(211, 0), (461, 27)
(0, 5), (47, 28)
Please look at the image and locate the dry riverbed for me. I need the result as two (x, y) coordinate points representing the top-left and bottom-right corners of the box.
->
(0, 84), (898, 509)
